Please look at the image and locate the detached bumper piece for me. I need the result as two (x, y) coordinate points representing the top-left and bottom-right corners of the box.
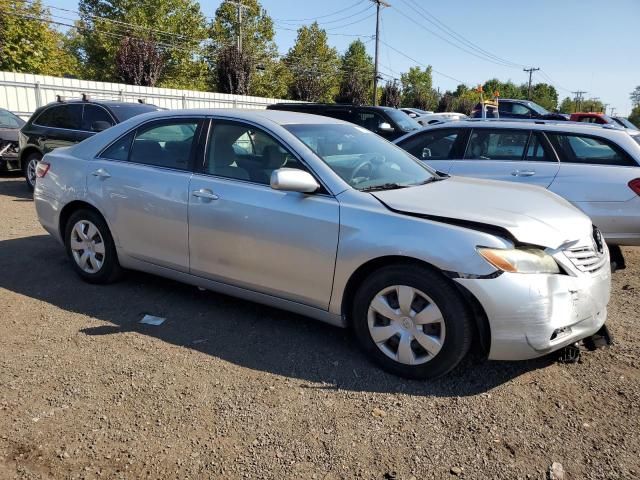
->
(557, 325), (613, 364)
(0, 140), (20, 172)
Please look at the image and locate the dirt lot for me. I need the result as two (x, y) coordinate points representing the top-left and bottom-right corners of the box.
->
(0, 175), (639, 480)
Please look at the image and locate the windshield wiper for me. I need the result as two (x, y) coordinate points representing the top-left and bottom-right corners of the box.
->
(359, 183), (407, 192)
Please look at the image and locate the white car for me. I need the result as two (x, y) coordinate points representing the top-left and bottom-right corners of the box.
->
(414, 112), (468, 126)
(395, 120), (640, 247)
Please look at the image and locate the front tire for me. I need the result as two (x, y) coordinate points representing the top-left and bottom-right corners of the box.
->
(22, 152), (41, 191)
(351, 265), (473, 379)
(64, 209), (122, 284)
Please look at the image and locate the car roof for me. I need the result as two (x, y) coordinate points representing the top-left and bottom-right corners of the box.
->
(41, 99), (158, 107)
(125, 108), (351, 126)
(270, 102), (398, 113)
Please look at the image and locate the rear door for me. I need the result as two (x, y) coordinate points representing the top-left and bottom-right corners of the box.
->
(395, 127), (467, 174)
(87, 117), (203, 272)
(546, 131), (640, 240)
(448, 128), (560, 187)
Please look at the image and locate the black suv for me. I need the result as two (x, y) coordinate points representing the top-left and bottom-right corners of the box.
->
(266, 103), (421, 140)
(19, 98), (161, 189)
(471, 99), (567, 121)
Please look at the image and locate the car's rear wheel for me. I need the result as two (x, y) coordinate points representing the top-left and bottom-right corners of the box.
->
(64, 209), (122, 284)
(22, 152), (41, 191)
(351, 265), (473, 379)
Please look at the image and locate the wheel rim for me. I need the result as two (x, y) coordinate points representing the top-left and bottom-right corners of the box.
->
(70, 220), (105, 274)
(27, 158), (38, 186)
(367, 285), (446, 366)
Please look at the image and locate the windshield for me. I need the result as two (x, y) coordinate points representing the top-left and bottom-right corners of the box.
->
(385, 109), (421, 132)
(614, 117), (639, 130)
(526, 101), (550, 116)
(0, 109), (25, 128)
(284, 123), (436, 190)
(107, 104), (163, 121)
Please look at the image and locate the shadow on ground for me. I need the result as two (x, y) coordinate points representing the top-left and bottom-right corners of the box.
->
(0, 234), (554, 397)
(0, 174), (32, 201)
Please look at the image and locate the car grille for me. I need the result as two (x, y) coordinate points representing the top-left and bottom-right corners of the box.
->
(564, 245), (608, 273)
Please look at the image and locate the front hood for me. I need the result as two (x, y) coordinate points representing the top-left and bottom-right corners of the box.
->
(0, 128), (19, 142)
(371, 176), (592, 249)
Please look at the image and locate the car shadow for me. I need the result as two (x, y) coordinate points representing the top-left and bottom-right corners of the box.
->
(0, 234), (555, 397)
(0, 176), (32, 200)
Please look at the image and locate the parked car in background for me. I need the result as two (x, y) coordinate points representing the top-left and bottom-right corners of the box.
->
(401, 107), (433, 118)
(414, 112), (468, 126)
(472, 99), (567, 120)
(266, 103), (421, 140)
(0, 108), (26, 173)
(612, 116), (639, 130)
(395, 119), (640, 249)
(35, 109), (611, 379)
(569, 112), (620, 126)
(19, 98), (162, 189)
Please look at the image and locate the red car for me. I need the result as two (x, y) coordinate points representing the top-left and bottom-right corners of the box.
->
(569, 112), (617, 125)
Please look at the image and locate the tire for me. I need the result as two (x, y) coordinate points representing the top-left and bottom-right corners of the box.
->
(22, 152), (41, 191)
(64, 209), (122, 284)
(351, 264), (473, 380)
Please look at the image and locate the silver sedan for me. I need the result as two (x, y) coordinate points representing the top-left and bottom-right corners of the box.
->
(34, 109), (611, 379)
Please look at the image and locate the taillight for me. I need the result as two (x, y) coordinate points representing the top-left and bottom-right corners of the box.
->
(629, 178), (640, 196)
(36, 161), (50, 178)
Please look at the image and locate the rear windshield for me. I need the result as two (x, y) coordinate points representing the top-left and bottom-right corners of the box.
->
(107, 104), (162, 122)
(0, 109), (25, 128)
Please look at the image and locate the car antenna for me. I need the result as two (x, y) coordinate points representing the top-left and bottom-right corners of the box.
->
(81, 93), (90, 102)
(56, 95), (65, 103)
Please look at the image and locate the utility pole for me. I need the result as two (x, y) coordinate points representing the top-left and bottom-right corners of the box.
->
(571, 90), (587, 112)
(371, 0), (390, 106)
(603, 103), (609, 115)
(523, 67), (540, 100)
(228, 1), (249, 53)
(610, 107), (616, 117)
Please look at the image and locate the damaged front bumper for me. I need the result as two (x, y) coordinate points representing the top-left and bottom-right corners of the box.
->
(455, 258), (611, 361)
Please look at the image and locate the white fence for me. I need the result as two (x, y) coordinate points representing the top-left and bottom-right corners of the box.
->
(0, 71), (294, 119)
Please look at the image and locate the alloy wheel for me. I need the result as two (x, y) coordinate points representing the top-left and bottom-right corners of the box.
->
(27, 158), (38, 188)
(367, 285), (446, 366)
(69, 220), (106, 274)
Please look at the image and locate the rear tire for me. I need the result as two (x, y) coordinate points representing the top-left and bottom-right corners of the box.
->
(22, 152), (41, 191)
(64, 209), (122, 284)
(351, 265), (473, 379)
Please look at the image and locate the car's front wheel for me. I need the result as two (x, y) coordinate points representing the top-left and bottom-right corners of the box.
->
(64, 209), (122, 284)
(352, 265), (473, 379)
(22, 152), (41, 191)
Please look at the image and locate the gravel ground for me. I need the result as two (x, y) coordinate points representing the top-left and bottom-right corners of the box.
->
(0, 175), (639, 480)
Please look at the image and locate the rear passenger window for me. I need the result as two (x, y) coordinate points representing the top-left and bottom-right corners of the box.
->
(465, 129), (529, 160)
(399, 129), (461, 160)
(35, 104), (82, 130)
(101, 132), (134, 161)
(547, 133), (636, 166)
(129, 120), (198, 169)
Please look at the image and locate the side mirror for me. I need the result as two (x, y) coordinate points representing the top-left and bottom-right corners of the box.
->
(378, 122), (394, 133)
(270, 168), (320, 193)
(91, 120), (112, 132)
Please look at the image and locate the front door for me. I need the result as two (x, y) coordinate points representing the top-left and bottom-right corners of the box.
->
(188, 120), (340, 309)
(86, 118), (203, 272)
(448, 128), (560, 188)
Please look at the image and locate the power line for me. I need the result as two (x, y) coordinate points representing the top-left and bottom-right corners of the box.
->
(275, 4), (373, 26)
(273, 0), (365, 23)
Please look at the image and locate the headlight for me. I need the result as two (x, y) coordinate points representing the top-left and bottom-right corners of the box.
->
(477, 247), (560, 274)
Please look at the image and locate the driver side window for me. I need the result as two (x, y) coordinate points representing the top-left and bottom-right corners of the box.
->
(206, 122), (307, 184)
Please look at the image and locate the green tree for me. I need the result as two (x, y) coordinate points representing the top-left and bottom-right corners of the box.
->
(207, 0), (286, 97)
(630, 86), (640, 108)
(335, 39), (373, 105)
(401, 66), (437, 110)
(628, 106), (640, 127)
(581, 97), (604, 112)
(559, 96), (575, 114)
(0, 0), (78, 76)
(74, 0), (208, 89)
(380, 80), (401, 108)
(482, 79), (522, 99)
(530, 83), (558, 111)
(284, 22), (339, 102)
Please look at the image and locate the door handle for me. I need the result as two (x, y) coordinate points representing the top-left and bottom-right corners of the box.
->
(511, 170), (536, 177)
(192, 189), (219, 200)
(91, 168), (111, 179)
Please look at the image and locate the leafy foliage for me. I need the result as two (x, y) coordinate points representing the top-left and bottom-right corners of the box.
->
(630, 86), (640, 108)
(628, 106), (640, 127)
(215, 44), (252, 94)
(380, 80), (401, 108)
(401, 66), (437, 110)
(75, 0), (208, 88)
(284, 22), (339, 102)
(335, 40), (373, 105)
(0, 0), (78, 76)
(115, 36), (164, 86)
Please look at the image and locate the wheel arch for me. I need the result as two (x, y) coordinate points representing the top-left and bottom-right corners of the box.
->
(58, 201), (109, 242)
(18, 146), (44, 165)
(340, 255), (491, 357)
